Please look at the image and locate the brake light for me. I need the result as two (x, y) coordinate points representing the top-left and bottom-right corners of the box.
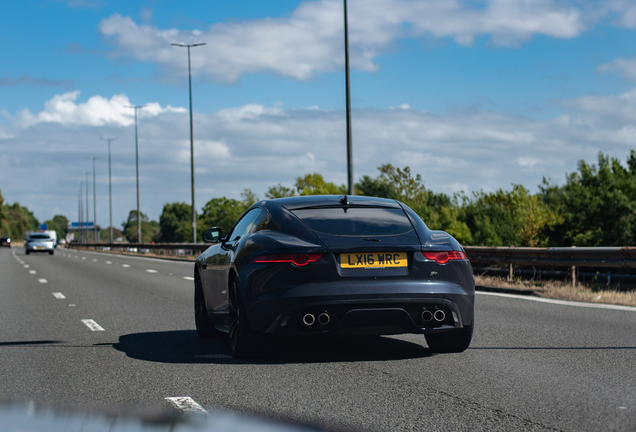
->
(422, 251), (467, 264)
(252, 253), (324, 266)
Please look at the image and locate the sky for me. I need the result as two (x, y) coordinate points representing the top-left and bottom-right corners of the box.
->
(2, 0), (636, 230)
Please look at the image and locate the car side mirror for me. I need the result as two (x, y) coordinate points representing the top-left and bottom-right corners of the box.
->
(202, 227), (223, 243)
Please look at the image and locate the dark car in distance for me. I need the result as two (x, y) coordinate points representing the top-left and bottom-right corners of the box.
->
(194, 195), (475, 358)
(0, 237), (10, 248)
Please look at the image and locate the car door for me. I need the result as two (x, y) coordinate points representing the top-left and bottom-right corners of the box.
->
(205, 208), (263, 315)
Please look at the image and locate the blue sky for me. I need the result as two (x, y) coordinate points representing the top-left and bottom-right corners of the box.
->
(2, 0), (636, 230)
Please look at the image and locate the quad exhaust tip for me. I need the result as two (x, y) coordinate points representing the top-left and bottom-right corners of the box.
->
(421, 309), (446, 323)
(318, 312), (330, 325)
(302, 314), (315, 326)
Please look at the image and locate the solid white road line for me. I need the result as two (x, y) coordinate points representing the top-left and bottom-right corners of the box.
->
(165, 397), (207, 415)
(81, 319), (105, 331)
(146, 269), (158, 273)
(477, 291), (636, 312)
(183, 276), (194, 281)
(52, 292), (66, 299)
(38, 279), (47, 284)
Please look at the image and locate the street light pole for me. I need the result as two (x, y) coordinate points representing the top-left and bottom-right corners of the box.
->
(85, 172), (90, 243)
(171, 42), (206, 243)
(101, 137), (118, 243)
(126, 105), (146, 244)
(79, 183), (83, 243)
(343, 0), (354, 195)
(88, 156), (99, 242)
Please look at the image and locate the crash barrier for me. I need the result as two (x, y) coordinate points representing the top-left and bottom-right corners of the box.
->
(68, 243), (636, 286)
(465, 246), (636, 287)
(67, 242), (208, 258)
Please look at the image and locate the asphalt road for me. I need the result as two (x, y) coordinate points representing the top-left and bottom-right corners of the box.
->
(1, 247), (635, 431)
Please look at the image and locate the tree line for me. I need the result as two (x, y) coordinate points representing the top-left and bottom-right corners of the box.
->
(3, 149), (634, 247)
(126, 149), (636, 247)
(0, 190), (69, 241)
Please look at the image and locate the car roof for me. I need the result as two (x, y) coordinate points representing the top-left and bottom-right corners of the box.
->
(261, 195), (402, 210)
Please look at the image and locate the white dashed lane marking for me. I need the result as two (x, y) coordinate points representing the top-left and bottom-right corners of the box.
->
(81, 257), (86, 260)
(146, 269), (158, 273)
(105, 261), (112, 264)
(165, 397), (207, 414)
(92, 259), (98, 262)
(38, 279), (47, 284)
(122, 264), (130, 268)
(81, 319), (105, 331)
(52, 292), (66, 299)
(23, 264), (29, 268)
(183, 277), (194, 281)
(29, 270), (36, 274)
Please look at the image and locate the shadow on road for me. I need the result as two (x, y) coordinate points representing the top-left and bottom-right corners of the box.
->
(109, 330), (431, 364)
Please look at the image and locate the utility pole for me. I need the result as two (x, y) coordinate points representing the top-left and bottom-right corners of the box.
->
(343, 0), (354, 195)
(126, 105), (146, 243)
(171, 42), (206, 243)
(101, 137), (118, 243)
(88, 156), (99, 242)
(85, 172), (90, 243)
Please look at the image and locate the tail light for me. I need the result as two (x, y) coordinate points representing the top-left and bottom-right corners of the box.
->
(251, 253), (324, 267)
(422, 251), (467, 264)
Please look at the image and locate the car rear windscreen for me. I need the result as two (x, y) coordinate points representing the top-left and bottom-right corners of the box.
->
(29, 234), (50, 239)
(291, 207), (414, 236)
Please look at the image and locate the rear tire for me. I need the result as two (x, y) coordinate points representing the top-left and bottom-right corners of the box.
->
(194, 274), (219, 339)
(228, 278), (259, 359)
(49, 250), (54, 255)
(25, 250), (30, 255)
(425, 325), (473, 353)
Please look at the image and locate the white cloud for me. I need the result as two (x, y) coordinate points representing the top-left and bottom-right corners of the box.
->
(98, 0), (589, 83)
(4, 86), (636, 224)
(16, 91), (186, 128)
(598, 56), (636, 81)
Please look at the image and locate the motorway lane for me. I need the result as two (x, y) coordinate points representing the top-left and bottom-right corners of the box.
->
(1, 247), (635, 431)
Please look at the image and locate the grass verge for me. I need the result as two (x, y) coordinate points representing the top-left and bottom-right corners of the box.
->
(475, 275), (636, 307)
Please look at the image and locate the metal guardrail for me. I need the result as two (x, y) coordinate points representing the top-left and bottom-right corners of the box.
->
(67, 242), (207, 258)
(463, 246), (636, 269)
(68, 243), (636, 269)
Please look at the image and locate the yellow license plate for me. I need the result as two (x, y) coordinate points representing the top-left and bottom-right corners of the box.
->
(340, 252), (407, 269)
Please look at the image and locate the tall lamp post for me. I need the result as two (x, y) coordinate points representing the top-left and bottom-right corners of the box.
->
(79, 183), (83, 243)
(126, 105), (146, 243)
(85, 172), (90, 243)
(171, 42), (206, 243)
(88, 156), (99, 242)
(343, 0), (354, 195)
(101, 137), (118, 243)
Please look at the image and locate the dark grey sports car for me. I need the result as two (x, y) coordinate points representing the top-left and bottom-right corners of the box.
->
(194, 195), (474, 358)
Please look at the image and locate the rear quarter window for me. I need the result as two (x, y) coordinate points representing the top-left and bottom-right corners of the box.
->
(290, 207), (414, 236)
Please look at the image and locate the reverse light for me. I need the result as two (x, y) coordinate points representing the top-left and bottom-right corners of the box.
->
(422, 251), (467, 264)
(252, 253), (324, 267)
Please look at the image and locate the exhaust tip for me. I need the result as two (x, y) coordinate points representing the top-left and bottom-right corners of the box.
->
(421, 310), (433, 323)
(434, 310), (446, 322)
(302, 313), (315, 326)
(318, 312), (330, 325)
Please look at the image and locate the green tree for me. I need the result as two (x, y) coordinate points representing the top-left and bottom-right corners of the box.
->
(159, 202), (193, 243)
(265, 184), (297, 198)
(44, 215), (69, 241)
(0, 190), (39, 240)
(541, 151), (636, 246)
(122, 210), (159, 243)
(296, 173), (346, 196)
(199, 197), (246, 235)
(461, 184), (557, 247)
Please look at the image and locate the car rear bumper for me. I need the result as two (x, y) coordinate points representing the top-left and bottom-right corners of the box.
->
(246, 280), (474, 336)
